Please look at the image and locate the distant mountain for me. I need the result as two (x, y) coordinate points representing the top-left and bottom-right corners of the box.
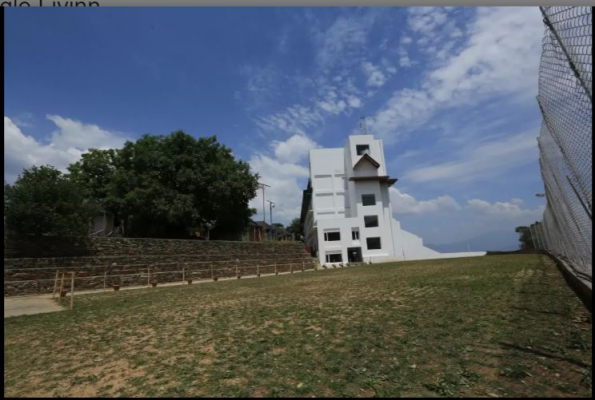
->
(426, 230), (520, 253)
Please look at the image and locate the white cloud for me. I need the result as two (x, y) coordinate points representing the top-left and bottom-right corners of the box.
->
(347, 96), (362, 108)
(362, 62), (388, 87)
(272, 134), (320, 164)
(11, 112), (34, 128)
(370, 7), (543, 141)
(317, 99), (347, 114)
(390, 187), (542, 220)
(389, 187), (545, 247)
(466, 198), (543, 220)
(248, 155), (309, 225)
(256, 105), (325, 136)
(403, 129), (539, 184)
(46, 115), (128, 151)
(313, 15), (375, 71)
(390, 187), (461, 214)
(247, 133), (321, 225)
(408, 7), (449, 36)
(4, 115), (129, 183)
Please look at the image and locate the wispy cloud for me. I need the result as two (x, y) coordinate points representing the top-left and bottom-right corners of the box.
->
(312, 12), (379, 72)
(403, 129), (539, 184)
(390, 187), (461, 214)
(361, 62), (388, 87)
(370, 7), (543, 142)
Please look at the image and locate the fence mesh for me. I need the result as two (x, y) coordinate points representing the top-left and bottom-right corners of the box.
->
(531, 6), (592, 283)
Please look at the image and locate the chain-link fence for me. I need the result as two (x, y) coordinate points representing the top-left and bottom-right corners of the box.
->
(531, 6), (592, 284)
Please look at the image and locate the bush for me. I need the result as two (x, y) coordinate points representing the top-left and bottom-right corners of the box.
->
(5, 166), (99, 237)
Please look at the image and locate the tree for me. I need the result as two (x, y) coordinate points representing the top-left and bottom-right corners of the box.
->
(515, 226), (535, 249)
(271, 223), (284, 229)
(104, 132), (260, 239)
(4, 166), (99, 237)
(68, 149), (117, 203)
(287, 217), (304, 237)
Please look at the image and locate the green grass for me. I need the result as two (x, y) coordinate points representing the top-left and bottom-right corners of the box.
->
(4, 254), (592, 397)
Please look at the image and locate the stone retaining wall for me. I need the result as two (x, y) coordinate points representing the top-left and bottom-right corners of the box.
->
(4, 236), (316, 296)
(4, 235), (309, 258)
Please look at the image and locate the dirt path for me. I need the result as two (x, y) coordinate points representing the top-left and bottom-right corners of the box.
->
(4, 295), (65, 318)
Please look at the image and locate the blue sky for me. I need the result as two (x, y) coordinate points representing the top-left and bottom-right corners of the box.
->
(4, 7), (547, 250)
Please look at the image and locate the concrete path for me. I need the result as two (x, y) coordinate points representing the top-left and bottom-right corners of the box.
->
(4, 295), (65, 318)
(4, 267), (321, 318)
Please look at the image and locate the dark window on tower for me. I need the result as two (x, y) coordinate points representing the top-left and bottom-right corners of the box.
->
(367, 237), (382, 250)
(356, 145), (370, 156)
(364, 216), (379, 228)
(362, 194), (376, 206)
(326, 253), (343, 263)
(324, 231), (341, 241)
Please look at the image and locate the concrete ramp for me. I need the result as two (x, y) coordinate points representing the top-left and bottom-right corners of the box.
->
(4, 295), (65, 318)
(393, 220), (486, 261)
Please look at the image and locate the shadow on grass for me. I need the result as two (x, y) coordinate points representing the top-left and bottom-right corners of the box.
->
(510, 306), (569, 317)
(498, 342), (591, 369)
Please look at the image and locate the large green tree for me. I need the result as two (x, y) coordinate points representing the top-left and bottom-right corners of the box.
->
(5, 166), (99, 237)
(72, 132), (260, 239)
(68, 149), (117, 203)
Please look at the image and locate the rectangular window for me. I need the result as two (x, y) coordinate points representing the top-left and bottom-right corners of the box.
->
(352, 228), (360, 240)
(362, 194), (376, 206)
(326, 253), (343, 263)
(356, 145), (370, 156)
(324, 231), (341, 241)
(367, 237), (382, 250)
(364, 215), (379, 228)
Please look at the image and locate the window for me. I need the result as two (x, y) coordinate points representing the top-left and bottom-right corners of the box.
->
(364, 215), (379, 228)
(352, 228), (360, 240)
(324, 231), (341, 241)
(356, 145), (370, 156)
(362, 194), (376, 206)
(326, 253), (343, 263)
(367, 237), (382, 250)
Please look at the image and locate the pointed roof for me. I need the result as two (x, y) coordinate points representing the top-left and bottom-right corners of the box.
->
(349, 175), (398, 187)
(353, 153), (380, 169)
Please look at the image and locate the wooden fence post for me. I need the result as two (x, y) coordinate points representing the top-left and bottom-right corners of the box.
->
(182, 267), (186, 282)
(257, 264), (260, 277)
(147, 268), (151, 286)
(69, 272), (75, 310)
(275, 262), (278, 275)
(52, 270), (59, 299)
(211, 264), (214, 280)
(103, 268), (107, 291)
(59, 271), (65, 296)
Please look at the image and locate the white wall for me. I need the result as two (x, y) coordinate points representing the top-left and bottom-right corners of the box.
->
(306, 135), (486, 266)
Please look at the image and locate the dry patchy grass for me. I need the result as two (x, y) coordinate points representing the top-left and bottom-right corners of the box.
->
(4, 255), (592, 397)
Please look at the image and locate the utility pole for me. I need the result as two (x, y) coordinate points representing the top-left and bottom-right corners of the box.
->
(258, 182), (270, 241)
(267, 200), (275, 226)
(258, 182), (270, 224)
(267, 200), (275, 241)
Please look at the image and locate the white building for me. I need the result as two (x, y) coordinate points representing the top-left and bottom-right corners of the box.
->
(300, 134), (486, 266)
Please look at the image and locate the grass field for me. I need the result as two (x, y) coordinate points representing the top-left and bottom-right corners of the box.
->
(4, 254), (592, 398)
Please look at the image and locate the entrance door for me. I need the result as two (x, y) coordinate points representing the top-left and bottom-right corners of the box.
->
(347, 247), (363, 263)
